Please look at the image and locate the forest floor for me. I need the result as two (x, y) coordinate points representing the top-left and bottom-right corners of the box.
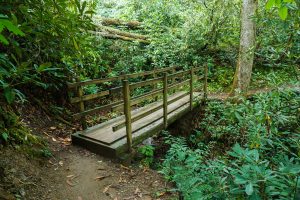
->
(0, 103), (176, 200)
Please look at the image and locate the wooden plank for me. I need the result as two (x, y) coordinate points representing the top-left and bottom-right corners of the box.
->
(111, 88), (163, 112)
(85, 93), (192, 144)
(67, 66), (177, 89)
(168, 70), (190, 79)
(122, 80), (132, 152)
(168, 79), (190, 90)
(129, 77), (163, 90)
(70, 90), (110, 103)
(112, 91), (188, 131)
(190, 67), (193, 111)
(73, 100), (123, 119)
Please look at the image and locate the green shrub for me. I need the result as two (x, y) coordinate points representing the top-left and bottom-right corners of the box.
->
(161, 88), (300, 199)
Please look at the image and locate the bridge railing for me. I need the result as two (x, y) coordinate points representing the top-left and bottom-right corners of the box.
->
(68, 66), (208, 152)
(68, 66), (178, 129)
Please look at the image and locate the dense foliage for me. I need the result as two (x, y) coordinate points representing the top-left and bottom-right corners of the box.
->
(161, 89), (300, 199)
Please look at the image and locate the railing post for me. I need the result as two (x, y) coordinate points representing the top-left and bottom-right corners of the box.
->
(153, 72), (158, 101)
(123, 79), (132, 152)
(76, 78), (87, 130)
(163, 73), (168, 129)
(172, 68), (176, 93)
(190, 66), (194, 111)
(204, 65), (208, 102)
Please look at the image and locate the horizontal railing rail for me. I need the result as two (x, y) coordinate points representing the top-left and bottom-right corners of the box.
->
(69, 65), (209, 153)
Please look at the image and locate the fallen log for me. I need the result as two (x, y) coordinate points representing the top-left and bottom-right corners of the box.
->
(93, 16), (142, 29)
(96, 25), (148, 40)
(90, 31), (150, 44)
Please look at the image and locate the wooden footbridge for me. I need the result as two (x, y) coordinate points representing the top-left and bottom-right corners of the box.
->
(68, 66), (208, 157)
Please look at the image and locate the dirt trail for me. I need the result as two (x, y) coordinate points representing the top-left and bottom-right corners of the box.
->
(0, 144), (175, 200)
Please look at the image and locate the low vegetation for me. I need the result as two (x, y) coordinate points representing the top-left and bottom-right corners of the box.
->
(161, 89), (300, 199)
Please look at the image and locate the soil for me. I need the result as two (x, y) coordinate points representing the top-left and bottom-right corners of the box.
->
(0, 103), (177, 200)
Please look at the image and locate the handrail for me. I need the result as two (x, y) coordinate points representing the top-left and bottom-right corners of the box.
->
(69, 65), (208, 145)
(67, 66), (177, 89)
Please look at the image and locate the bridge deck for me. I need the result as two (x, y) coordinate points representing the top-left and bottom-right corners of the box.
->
(72, 91), (200, 157)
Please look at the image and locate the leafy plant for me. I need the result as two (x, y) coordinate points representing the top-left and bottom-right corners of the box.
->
(161, 88), (300, 199)
(138, 145), (155, 167)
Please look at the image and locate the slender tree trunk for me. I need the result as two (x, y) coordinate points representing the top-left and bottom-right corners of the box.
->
(231, 0), (257, 95)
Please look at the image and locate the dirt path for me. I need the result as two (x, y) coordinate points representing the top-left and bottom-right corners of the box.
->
(0, 144), (175, 200)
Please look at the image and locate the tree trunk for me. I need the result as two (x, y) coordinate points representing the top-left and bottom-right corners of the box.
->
(231, 0), (257, 95)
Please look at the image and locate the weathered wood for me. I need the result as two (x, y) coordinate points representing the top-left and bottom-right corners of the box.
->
(204, 65), (208, 101)
(96, 25), (149, 40)
(68, 66), (177, 89)
(163, 73), (168, 129)
(112, 91), (188, 131)
(168, 70), (190, 80)
(111, 88), (163, 112)
(70, 90), (110, 103)
(76, 78), (87, 129)
(190, 67), (194, 111)
(93, 16), (143, 29)
(73, 100), (123, 119)
(129, 77), (163, 90)
(123, 80), (132, 152)
(93, 31), (150, 44)
(168, 79), (190, 90)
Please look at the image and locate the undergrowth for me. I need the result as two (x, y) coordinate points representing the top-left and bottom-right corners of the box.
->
(0, 105), (51, 157)
(161, 88), (300, 200)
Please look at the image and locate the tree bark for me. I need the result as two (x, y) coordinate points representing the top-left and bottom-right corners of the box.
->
(231, 0), (257, 94)
(93, 16), (142, 29)
(96, 25), (149, 40)
(89, 31), (150, 44)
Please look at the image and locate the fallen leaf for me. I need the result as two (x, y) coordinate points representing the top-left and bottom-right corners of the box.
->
(50, 126), (56, 130)
(134, 187), (141, 195)
(94, 175), (111, 181)
(52, 137), (57, 142)
(66, 175), (75, 178)
(156, 191), (166, 197)
(66, 179), (75, 187)
(103, 184), (111, 193)
(120, 164), (130, 170)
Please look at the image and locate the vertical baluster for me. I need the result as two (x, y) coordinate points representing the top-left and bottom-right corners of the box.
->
(190, 66), (194, 111)
(123, 79), (132, 152)
(163, 73), (168, 129)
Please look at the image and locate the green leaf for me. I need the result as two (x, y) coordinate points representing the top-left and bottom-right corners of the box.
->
(73, 37), (79, 51)
(1, 132), (8, 142)
(4, 87), (15, 104)
(245, 182), (254, 195)
(278, 6), (288, 20)
(1, 19), (25, 36)
(0, 34), (9, 45)
(266, 0), (276, 10)
(37, 62), (52, 72)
